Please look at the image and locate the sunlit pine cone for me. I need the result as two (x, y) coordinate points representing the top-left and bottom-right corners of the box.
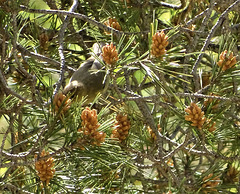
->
(102, 43), (119, 66)
(162, 191), (172, 194)
(147, 125), (162, 141)
(203, 94), (220, 110)
(188, 24), (196, 37)
(151, 31), (169, 58)
(207, 120), (216, 133)
(217, 50), (237, 71)
(91, 131), (106, 146)
(77, 107), (106, 147)
(185, 102), (206, 129)
(104, 18), (122, 33)
(35, 150), (55, 186)
(111, 114), (131, 142)
(81, 107), (99, 132)
(225, 166), (239, 183)
(202, 173), (220, 194)
(53, 93), (71, 114)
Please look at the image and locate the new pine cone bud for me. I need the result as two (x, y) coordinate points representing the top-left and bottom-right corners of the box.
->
(203, 93), (220, 110)
(202, 173), (220, 194)
(151, 31), (169, 58)
(148, 125), (162, 141)
(111, 114), (131, 142)
(225, 166), (239, 183)
(185, 102), (206, 129)
(77, 107), (106, 148)
(35, 150), (55, 186)
(53, 93), (71, 114)
(102, 43), (119, 66)
(104, 18), (122, 32)
(217, 50), (237, 71)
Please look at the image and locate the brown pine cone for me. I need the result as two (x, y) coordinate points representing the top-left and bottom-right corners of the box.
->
(111, 114), (131, 142)
(77, 107), (106, 148)
(185, 102), (206, 129)
(217, 50), (237, 71)
(104, 18), (122, 32)
(225, 166), (239, 183)
(35, 150), (55, 186)
(151, 31), (169, 58)
(202, 173), (220, 194)
(148, 125), (162, 141)
(101, 43), (119, 66)
(53, 93), (71, 114)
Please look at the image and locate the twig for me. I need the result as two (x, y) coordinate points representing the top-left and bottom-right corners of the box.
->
(124, 93), (240, 103)
(162, 134), (191, 161)
(53, 0), (78, 97)
(0, 68), (32, 103)
(1, 183), (34, 194)
(191, 0), (240, 75)
(16, 43), (74, 72)
(185, 7), (210, 27)
(159, 0), (186, 9)
(0, 125), (47, 162)
(190, 0), (216, 92)
(19, 5), (123, 37)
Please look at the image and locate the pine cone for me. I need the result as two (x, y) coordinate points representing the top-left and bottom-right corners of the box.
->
(185, 102), (206, 129)
(102, 43), (119, 66)
(151, 31), (169, 58)
(206, 119), (216, 133)
(217, 50), (237, 71)
(111, 114), (131, 142)
(77, 107), (106, 148)
(202, 173), (220, 194)
(35, 150), (55, 186)
(207, 122), (216, 133)
(225, 166), (239, 183)
(148, 125), (162, 141)
(203, 93), (220, 110)
(53, 93), (71, 114)
(104, 18), (122, 32)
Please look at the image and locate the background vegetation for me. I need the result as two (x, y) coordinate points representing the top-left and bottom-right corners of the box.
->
(0, 0), (240, 193)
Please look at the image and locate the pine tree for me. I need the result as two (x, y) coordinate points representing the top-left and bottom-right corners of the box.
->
(0, 0), (240, 193)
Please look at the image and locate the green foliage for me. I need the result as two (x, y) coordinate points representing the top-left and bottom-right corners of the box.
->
(0, 0), (240, 193)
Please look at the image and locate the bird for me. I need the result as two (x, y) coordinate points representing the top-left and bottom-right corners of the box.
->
(63, 42), (108, 104)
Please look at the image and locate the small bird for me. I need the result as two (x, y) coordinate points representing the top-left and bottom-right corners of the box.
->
(63, 42), (107, 104)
